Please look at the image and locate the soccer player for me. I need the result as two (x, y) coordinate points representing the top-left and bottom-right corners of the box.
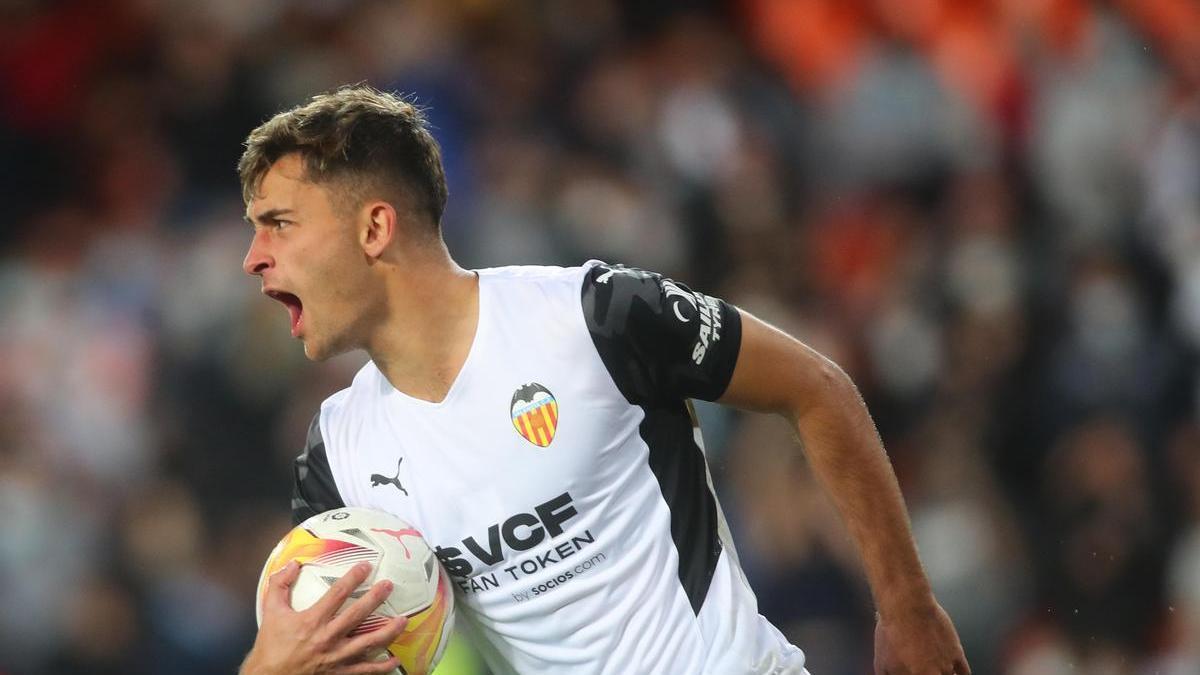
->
(238, 86), (970, 675)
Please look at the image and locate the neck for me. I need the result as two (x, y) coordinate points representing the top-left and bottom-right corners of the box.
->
(365, 247), (479, 403)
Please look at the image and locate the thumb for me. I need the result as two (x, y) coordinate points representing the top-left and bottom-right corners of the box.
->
(266, 560), (302, 611)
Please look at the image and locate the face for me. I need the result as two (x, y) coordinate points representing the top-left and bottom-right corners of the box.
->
(243, 153), (378, 360)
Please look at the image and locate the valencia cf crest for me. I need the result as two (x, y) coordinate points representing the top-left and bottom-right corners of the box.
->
(511, 383), (559, 447)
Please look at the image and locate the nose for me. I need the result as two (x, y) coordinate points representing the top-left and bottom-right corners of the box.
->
(243, 230), (274, 276)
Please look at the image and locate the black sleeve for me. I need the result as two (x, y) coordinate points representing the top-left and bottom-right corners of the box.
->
(581, 262), (742, 404)
(290, 412), (345, 525)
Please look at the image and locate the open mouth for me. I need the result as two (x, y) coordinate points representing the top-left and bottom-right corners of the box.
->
(266, 290), (304, 337)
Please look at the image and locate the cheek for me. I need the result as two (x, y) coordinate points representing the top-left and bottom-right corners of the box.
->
(308, 240), (370, 308)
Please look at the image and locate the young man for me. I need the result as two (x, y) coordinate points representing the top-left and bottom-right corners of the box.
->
(238, 85), (969, 675)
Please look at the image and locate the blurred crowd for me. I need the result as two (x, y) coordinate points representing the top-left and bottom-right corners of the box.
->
(1, 0), (1199, 673)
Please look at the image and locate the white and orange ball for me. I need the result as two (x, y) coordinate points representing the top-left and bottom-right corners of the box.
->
(256, 507), (455, 675)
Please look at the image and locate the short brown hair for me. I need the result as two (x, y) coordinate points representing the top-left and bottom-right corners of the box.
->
(238, 85), (448, 227)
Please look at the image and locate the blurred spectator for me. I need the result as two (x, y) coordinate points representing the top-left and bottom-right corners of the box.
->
(1015, 418), (1166, 667)
(1160, 422), (1200, 673)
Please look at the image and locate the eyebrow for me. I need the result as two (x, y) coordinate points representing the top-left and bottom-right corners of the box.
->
(245, 208), (295, 226)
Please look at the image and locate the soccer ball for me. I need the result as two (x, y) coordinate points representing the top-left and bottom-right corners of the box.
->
(255, 507), (455, 675)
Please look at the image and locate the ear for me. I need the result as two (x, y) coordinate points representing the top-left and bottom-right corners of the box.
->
(360, 201), (397, 259)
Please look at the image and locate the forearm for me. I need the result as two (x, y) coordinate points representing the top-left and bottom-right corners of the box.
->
(719, 311), (967, 670)
(789, 364), (932, 616)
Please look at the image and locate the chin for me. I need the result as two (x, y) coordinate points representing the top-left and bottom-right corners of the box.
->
(301, 333), (351, 362)
(301, 341), (333, 362)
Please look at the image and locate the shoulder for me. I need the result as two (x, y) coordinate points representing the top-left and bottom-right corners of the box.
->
(578, 260), (709, 344)
(293, 385), (360, 523)
(475, 262), (599, 321)
(578, 260), (667, 328)
(476, 259), (666, 310)
(316, 361), (387, 441)
(476, 262), (595, 292)
(575, 260), (744, 402)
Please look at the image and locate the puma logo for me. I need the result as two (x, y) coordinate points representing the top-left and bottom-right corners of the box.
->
(369, 458), (408, 495)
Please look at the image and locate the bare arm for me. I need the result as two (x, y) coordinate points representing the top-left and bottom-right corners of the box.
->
(720, 308), (969, 675)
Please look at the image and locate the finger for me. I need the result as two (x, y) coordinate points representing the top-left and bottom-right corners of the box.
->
(334, 655), (401, 674)
(333, 615), (408, 664)
(326, 578), (395, 637)
(310, 562), (373, 619)
(265, 560), (303, 612)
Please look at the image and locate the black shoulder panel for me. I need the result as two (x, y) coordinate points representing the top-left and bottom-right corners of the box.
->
(290, 412), (345, 525)
(581, 262), (742, 404)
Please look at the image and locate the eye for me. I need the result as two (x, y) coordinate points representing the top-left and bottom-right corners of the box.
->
(273, 219), (292, 229)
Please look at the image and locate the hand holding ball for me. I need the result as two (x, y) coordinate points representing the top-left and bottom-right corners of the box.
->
(252, 508), (456, 675)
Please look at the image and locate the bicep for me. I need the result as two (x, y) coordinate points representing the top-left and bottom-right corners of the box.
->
(718, 308), (852, 419)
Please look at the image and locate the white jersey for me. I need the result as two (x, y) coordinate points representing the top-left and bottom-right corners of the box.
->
(290, 261), (808, 674)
